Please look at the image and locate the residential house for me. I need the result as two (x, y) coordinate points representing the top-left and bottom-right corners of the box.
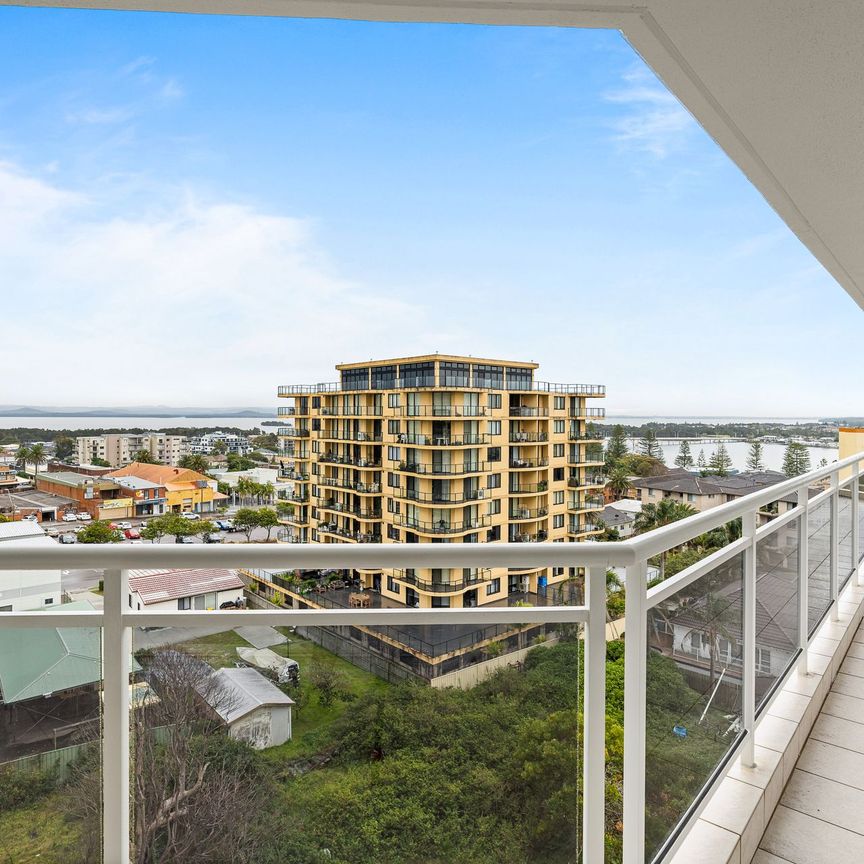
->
(0, 522), (62, 612)
(128, 568), (245, 611)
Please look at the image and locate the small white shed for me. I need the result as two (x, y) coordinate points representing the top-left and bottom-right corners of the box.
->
(207, 667), (295, 749)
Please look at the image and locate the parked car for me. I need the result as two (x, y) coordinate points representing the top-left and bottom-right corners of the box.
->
(22, 514), (38, 522)
(124, 529), (141, 540)
(76, 512), (92, 522)
(175, 535), (196, 544)
(62, 512), (78, 522)
(59, 533), (77, 544)
(116, 521), (133, 531)
(128, 539), (144, 544)
(204, 532), (224, 543)
(214, 519), (234, 531)
(180, 512), (200, 521)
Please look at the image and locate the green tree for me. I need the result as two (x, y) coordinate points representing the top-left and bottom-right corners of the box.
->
(233, 507), (261, 541)
(638, 429), (664, 462)
(27, 443), (46, 486)
(619, 453), (667, 478)
(782, 441), (811, 477)
(140, 512), (192, 543)
(708, 443), (733, 477)
(605, 465), (632, 501)
(696, 449), (707, 475)
(226, 453), (256, 472)
(77, 520), (123, 544)
(745, 440), (765, 472)
(54, 435), (75, 461)
(255, 507), (280, 541)
(211, 440), (228, 456)
(193, 519), (217, 541)
(674, 440), (694, 469)
(604, 424), (628, 470)
(179, 454), (211, 474)
(131, 449), (158, 464)
(15, 445), (31, 473)
(634, 499), (697, 580)
(91, 457), (111, 467)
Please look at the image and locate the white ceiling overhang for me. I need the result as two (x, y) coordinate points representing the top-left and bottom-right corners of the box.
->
(7, 0), (864, 308)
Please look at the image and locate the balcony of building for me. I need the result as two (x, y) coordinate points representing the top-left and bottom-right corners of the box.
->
(393, 486), (487, 506)
(390, 432), (489, 447)
(393, 513), (490, 536)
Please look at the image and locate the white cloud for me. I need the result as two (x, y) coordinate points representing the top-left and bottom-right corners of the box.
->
(604, 66), (697, 158)
(0, 162), (428, 406)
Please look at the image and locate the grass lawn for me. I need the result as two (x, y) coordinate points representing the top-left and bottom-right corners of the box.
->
(173, 627), (253, 668)
(173, 626), (388, 761)
(0, 792), (82, 863)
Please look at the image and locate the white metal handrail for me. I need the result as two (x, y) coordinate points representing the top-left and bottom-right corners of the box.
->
(1, 451), (862, 864)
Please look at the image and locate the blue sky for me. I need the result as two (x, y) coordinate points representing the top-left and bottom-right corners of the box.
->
(0, 8), (859, 416)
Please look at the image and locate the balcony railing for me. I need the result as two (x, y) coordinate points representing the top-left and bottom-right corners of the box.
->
(391, 568), (493, 593)
(276, 406), (296, 416)
(320, 406), (383, 416)
(277, 426), (310, 438)
(316, 499), (382, 520)
(318, 476), (381, 494)
(319, 453), (381, 468)
(316, 524), (382, 543)
(569, 407), (606, 418)
(394, 514), (490, 534)
(510, 458), (549, 469)
(393, 487), (486, 505)
(390, 433), (489, 446)
(4, 452), (863, 864)
(396, 461), (487, 476)
(509, 506), (549, 521)
(278, 470), (310, 481)
(398, 405), (488, 417)
(568, 474), (606, 488)
(316, 430), (382, 443)
(509, 482), (548, 494)
(279, 381), (605, 396)
(509, 406), (549, 417)
(509, 431), (549, 443)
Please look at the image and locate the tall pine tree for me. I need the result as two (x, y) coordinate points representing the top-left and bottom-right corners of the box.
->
(605, 424), (629, 470)
(639, 429), (665, 463)
(782, 442), (811, 477)
(708, 443), (733, 477)
(674, 440), (694, 469)
(745, 440), (765, 472)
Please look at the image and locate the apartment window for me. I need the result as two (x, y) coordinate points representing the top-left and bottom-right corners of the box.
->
(44, 597), (54, 606)
(553, 566), (564, 577)
(388, 446), (401, 461)
(553, 514), (564, 529)
(488, 420), (501, 436)
(488, 498), (501, 516)
(486, 526), (501, 541)
(371, 364), (398, 390)
(553, 468), (564, 481)
(553, 419), (564, 434)
(554, 396), (565, 410)
(311, 507), (318, 520)
(388, 472), (399, 488)
(342, 367), (370, 390)
(440, 361), (469, 387)
(756, 647), (772, 674)
(388, 526), (401, 541)
(388, 393), (400, 408)
(687, 493), (695, 502)
(506, 367), (532, 391)
(487, 578), (501, 596)
(488, 393), (502, 410)
(553, 444), (564, 458)
(178, 597), (191, 610)
(487, 473), (501, 489)
(473, 364), (503, 389)
(487, 447), (501, 462)
(399, 361), (435, 388)
(312, 397), (321, 408)
(388, 419), (400, 434)
(431, 596), (451, 607)
(553, 490), (564, 505)
(387, 575), (400, 593)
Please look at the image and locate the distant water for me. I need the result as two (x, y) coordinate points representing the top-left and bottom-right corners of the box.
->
(0, 416), (275, 431)
(641, 440), (838, 473)
(608, 416), (824, 426)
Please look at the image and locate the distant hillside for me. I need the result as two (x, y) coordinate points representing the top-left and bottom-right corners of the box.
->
(0, 406), (274, 418)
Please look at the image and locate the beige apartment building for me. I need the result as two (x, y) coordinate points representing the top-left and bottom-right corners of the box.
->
(75, 433), (188, 468)
(273, 354), (606, 608)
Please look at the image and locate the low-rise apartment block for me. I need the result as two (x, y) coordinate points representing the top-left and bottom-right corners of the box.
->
(75, 433), (188, 467)
(267, 354), (605, 609)
(187, 431), (252, 455)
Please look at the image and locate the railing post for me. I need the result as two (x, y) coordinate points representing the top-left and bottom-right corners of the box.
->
(741, 508), (757, 768)
(103, 568), (130, 864)
(853, 466), (861, 584)
(831, 470), (840, 622)
(583, 564), (607, 864)
(797, 488), (810, 676)
(622, 559), (647, 864)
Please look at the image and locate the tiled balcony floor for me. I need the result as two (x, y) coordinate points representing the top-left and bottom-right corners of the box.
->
(756, 621), (864, 864)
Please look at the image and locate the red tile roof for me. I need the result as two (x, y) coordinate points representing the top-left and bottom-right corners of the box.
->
(128, 568), (244, 605)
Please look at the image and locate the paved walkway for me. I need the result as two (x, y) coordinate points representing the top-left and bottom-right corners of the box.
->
(756, 621), (864, 864)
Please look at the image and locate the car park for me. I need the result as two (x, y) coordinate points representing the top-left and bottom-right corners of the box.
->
(204, 532), (224, 543)
(180, 512), (200, 521)
(214, 519), (234, 531)
(175, 535), (196, 543)
(62, 512), (78, 522)
(59, 533), (76, 544)
(116, 521), (132, 530)
(124, 529), (141, 540)
(77, 512), (92, 522)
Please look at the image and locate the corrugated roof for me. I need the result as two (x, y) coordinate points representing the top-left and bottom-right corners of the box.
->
(108, 462), (208, 485)
(128, 568), (244, 605)
(0, 602), (100, 703)
(0, 521), (46, 541)
(206, 667), (294, 724)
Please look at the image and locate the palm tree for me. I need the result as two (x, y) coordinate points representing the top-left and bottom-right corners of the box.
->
(634, 498), (697, 580)
(605, 465), (632, 501)
(28, 443), (46, 486)
(16, 445), (31, 476)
